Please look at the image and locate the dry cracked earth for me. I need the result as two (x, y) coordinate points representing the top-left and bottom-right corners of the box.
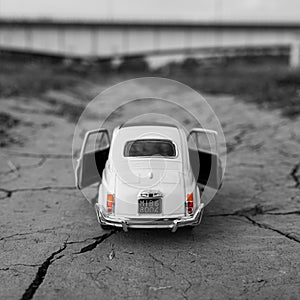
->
(0, 78), (299, 300)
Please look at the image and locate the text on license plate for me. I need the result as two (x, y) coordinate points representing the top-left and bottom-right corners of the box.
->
(138, 199), (161, 214)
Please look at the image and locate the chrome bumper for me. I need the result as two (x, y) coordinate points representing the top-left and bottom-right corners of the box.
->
(95, 203), (204, 233)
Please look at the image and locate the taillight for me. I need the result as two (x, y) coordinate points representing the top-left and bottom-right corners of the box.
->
(107, 194), (114, 213)
(186, 193), (193, 215)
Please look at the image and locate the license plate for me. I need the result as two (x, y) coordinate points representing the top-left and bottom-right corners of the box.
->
(138, 199), (161, 214)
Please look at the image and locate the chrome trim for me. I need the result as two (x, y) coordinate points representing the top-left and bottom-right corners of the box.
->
(138, 190), (163, 199)
(172, 220), (179, 233)
(121, 221), (128, 232)
(95, 203), (204, 233)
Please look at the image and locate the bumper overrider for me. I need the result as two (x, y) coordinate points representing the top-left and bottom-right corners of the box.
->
(95, 203), (204, 232)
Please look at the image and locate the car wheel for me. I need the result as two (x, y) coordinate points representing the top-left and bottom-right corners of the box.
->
(100, 224), (113, 230)
(183, 225), (195, 230)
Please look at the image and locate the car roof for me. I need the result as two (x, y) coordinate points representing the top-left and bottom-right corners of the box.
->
(111, 124), (184, 164)
(120, 121), (179, 129)
(117, 124), (181, 140)
(110, 122), (187, 164)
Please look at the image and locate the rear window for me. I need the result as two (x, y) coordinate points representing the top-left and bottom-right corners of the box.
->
(124, 139), (176, 157)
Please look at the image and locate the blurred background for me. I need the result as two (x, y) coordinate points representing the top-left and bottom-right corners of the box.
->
(0, 0), (300, 123)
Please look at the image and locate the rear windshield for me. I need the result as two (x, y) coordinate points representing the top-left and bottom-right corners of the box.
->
(124, 139), (176, 157)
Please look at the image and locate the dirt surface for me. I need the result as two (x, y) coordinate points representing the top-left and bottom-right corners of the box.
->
(0, 78), (299, 300)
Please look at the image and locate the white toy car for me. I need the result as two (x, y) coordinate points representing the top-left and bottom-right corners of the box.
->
(75, 122), (222, 232)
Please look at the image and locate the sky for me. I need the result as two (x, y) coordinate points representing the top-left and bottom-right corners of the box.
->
(0, 0), (300, 23)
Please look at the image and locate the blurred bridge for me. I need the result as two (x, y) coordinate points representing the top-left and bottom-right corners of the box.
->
(0, 19), (300, 67)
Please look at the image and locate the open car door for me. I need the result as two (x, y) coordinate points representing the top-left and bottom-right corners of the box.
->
(188, 128), (223, 189)
(75, 129), (110, 189)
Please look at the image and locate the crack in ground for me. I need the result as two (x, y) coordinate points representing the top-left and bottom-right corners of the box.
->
(290, 162), (300, 188)
(0, 226), (63, 241)
(148, 253), (192, 299)
(3, 151), (71, 159)
(208, 205), (300, 217)
(0, 157), (47, 176)
(179, 275), (193, 300)
(226, 128), (248, 154)
(244, 216), (300, 244)
(4, 263), (41, 268)
(0, 158), (48, 185)
(0, 188), (12, 199)
(266, 210), (300, 215)
(75, 230), (117, 254)
(19, 231), (117, 300)
(207, 204), (277, 217)
(66, 237), (96, 245)
(148, 253), (175, 273)
(0, 186), (76, 199)
(207, 205), (300, 244)
(20, 240), (68, 300)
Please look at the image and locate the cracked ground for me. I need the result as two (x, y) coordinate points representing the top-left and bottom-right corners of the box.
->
(0, 77), (299, 300)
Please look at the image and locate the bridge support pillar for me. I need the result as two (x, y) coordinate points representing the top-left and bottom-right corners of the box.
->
(290, 42), (300, 68)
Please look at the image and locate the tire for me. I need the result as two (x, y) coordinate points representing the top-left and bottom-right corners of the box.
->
(183, 225), (195, 230)
(100, 224), (113, 230)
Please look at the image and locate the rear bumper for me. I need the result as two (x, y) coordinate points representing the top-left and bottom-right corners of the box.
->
(95, 203), (204, 232)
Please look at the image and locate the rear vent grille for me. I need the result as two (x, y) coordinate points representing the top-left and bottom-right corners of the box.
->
(139, 190), (163, 199)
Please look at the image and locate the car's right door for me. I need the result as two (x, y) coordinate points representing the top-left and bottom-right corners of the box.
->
(188, 128), (222, 189)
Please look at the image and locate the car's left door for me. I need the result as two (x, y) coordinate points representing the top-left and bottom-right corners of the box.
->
(75, 129), (110, 189)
